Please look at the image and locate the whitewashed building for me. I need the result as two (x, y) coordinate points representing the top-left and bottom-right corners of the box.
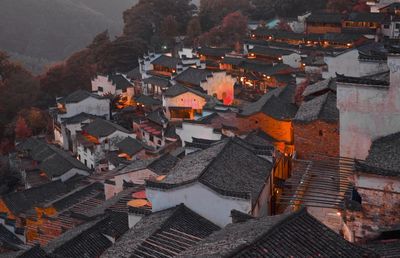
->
(146, 137), (273, 227)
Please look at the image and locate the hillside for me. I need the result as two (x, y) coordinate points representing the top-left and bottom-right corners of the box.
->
(0, 0), (138, 73)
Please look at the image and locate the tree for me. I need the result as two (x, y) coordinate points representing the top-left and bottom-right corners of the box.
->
(15, 116), (32, 140)
(187, 16), (202, 39)
(199, 11), (248, 48)
(160, 15), (179, 47)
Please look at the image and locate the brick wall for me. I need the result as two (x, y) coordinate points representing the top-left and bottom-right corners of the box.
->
(294, 120), (339, 160)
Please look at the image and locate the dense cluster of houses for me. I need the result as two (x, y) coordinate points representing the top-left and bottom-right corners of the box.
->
(0, 1), (399, 257)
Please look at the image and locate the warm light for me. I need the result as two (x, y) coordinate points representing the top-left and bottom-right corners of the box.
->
(221, 56), (224, 59)
(302, 63), (306, 67)
(251, 34), (256, 38)
(250, 53), (255, 57)
(346, 43), (352, 47)
(278, 57), (282, 61)
(267, 76), (271, 79)
(268, 36), (272, 40)
(172, 69), (176, 73)
(337, 212), (341, 216)
(240, 77), (245, 82)
(263, 74), (266, 77)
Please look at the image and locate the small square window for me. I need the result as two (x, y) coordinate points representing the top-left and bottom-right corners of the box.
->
(98, 86), (103, 92)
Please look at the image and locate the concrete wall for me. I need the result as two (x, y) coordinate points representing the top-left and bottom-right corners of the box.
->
(147, 182), (251, 227)
(323, 49), (388, 79)
(337, 54), (400, 159)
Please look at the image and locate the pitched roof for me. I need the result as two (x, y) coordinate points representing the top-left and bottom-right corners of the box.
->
(147, 153), (180, 175)
(346, 12), (387, 23)
(126, 67), (142, 80)
(147, 138), (273, 203)
(302, 78), (337, 98)
(107, 74), (132, 90)
(295, 92), (339, 123)
(82, 118), (131, 138)
(174, 67), (213, 86)
(116, 137), (144, 156)
(2, 180), (71, 215)
(101, 204), (220, 258)
(49, 212), (128, 258)
(142, 76), (171, 88)
(365, 240), (400, 258)
(134, 95), (162, 106)
(241, 61), (292, 75)
(355, 132), (400, 176)
(17, 245), (47, 258)
(164, 83), (207, 98)
(249, 46), (295, 57)
(240, 85), (298, 120)
(38, 145), (89, 178)
(336, 73), (390, 87)
(58, 90), (105, 104)
(0, 225), (25, 251)
(180, 209), (375, 257)
(61, 112), (99, 125)
(147, 109), (168, 126)
(151, 55), (181, 69)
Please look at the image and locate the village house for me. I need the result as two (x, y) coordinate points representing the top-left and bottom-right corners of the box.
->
(197, 46), (232, 70)
(77, 118), (135, 170)
(344, 132), (400, 242)
(145, 137), (274, 227)
(342, 12), (387, 39)
(174, 67), (236, 105)
(53, 90), (110, 148)
(162, 83), (209, 120)
(91, 73), (134, 107)
(179, 208), (376, 257)
(336, 46), (400, 159)
(247, 45), (302, 68)
(101, 204), (220, 258)
(134, 109), (179, 150)
(306, 12), (344, 34)
(238, 84), (298, 154)
(294, 79), (339, 160)
(103, 153), (179, 199)
(14, 138), (89, 185)
(323, 42), (388, 79)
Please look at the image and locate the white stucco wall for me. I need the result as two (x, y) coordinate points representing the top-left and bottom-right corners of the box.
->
(163, 92), (207, 119)
(147, 182), (251, 227)
(356, 174), (400, 193)
(337, 54), (400, 159)
(282, 53), (302, 68)
(323, 49), (388, 79)
(58, 97), (110, 123)
(176, 123), (222, 147)
(200, 72), (236, 105)
(92, 75), (116, 95)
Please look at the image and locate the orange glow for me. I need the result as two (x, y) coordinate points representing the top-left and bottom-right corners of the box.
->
(156, 175), (166, 181)
(128, 199), (151, 208)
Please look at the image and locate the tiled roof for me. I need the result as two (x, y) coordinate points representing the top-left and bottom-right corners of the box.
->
(17, 245), (47, 258)
(240, 85), (298, 120)
(164, 83), (207, 98)
(58, 90), (105, 104)
(174, 67), (213, 87)
(336, 73), (390, 87)
(181, 209), (375, 257)
(295, 92), (339, 123)
(346, 12), (387, 23)
(147, 153), (179, 175)
(146, 109), (168, 126)
(355, 132), (400, 176)
(0, 224), (25, 251)
(116, 137), (144, 156)
(249, 46), (295, 57)
(147, 138), (273, 203)
(241, 60), (292, 75)
(61, 112), (99, 125)
(134, 95), (162, 106)
(142, 76), (171, 88)
(126, 67), (142, 80)
(302, 78), (337, 98)
(108, 74), (133, 90)
(151, 55), (181, 69)
(365, 240), (400, 258)
(221, 57), (245, 66)
(82, 118), (131, 138)
(49, 212), (128, 258)
(2, 180), (74, 215)
(198, 47), (232, 57)
(101, 204), (220, 258)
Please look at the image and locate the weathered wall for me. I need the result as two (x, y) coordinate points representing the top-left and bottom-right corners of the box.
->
(58, 97), (110, 123)
(163, 92), (206, 119)
(200, 72), (236, 105)
(345, 174), (400, 242)
(294, 120), (339, 160)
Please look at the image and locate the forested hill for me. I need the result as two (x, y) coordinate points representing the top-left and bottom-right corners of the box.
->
(0, 0), (138, 73)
